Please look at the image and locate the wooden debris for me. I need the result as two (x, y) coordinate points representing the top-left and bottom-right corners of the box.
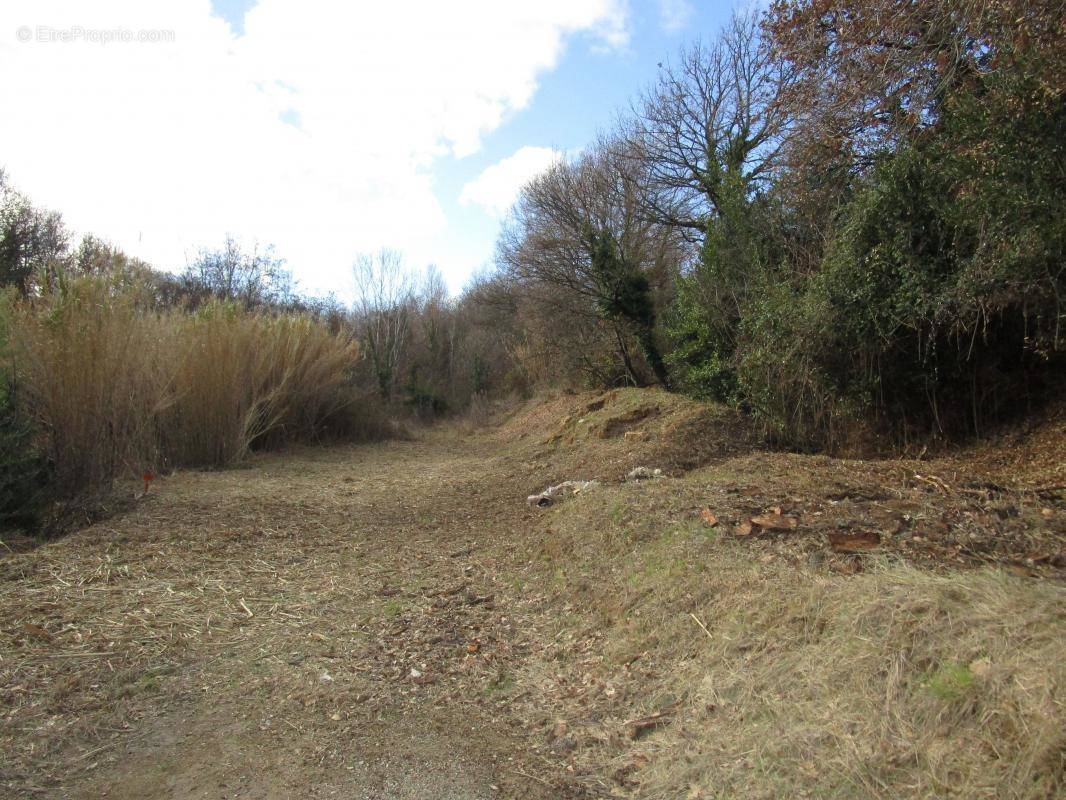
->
(625, 711), (671, 740)
(748, 512), (798, 532)
(828, 530), (881, 553)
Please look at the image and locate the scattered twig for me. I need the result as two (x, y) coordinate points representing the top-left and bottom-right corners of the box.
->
(512, 768), (552, 786)
(689, 612), (714, 641)
(913, 473), (953, 495)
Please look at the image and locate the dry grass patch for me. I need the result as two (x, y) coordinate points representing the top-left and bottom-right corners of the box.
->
(517, 477), (1066, 799)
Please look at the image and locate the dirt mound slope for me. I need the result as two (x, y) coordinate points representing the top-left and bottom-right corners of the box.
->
(495, 387), (756, 480)
(504, 401), (1065, 799)
(934, 402), (1066, 492)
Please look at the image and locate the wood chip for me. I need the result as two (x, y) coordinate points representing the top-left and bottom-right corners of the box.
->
(733, 521), (755, 536)
(625, 711), (671, 740)
(749, 513), (798, 531)
(828, 531), (881, 553)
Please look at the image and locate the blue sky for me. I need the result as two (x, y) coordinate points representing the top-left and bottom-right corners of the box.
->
(1, 1), (736, 296)
(433, 1), (735, 289)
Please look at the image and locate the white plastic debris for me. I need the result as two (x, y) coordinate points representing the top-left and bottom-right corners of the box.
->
(625, 466), (663, 482)
(527, 479), (599, 508)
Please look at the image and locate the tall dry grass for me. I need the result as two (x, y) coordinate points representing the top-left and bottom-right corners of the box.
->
(8, 273), (363, 512)
(162, 305), (359, 466)
(9, 273), (170, 497)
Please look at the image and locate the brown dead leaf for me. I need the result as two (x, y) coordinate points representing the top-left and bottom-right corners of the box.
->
(749, 513), (798, 531)
(1026, 551), (1065, 567)
(880, 517), (904, 535)
(699, 508), (718, 527)
(733, 521), (755, 536)
(625, 711), (670, 740)
(21, 623), (51, 642)
(613, 755), (649, 785)
(828, 530), (881, 553)
(836, 557), (864, 575)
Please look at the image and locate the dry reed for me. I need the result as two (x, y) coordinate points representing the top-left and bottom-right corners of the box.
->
(9, 275), (362, 506)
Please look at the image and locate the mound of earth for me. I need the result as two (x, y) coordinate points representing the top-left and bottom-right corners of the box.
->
(496, 388), (756, 480)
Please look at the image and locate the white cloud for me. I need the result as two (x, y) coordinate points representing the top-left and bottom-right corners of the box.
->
(0, 0), (628, 293)
(657, 0), (694, 33)
(459, 146), (563, 218)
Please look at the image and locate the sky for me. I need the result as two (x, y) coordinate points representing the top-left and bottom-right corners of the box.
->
(0, 1), (735, 298)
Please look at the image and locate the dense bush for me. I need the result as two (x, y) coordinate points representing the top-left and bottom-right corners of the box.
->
(162, 303), (361, 465)
(724, 56), (1066, 446)
(652, 0), (1065, 448)
(0, 295), (47, 525)
(10, 271), (169, 498)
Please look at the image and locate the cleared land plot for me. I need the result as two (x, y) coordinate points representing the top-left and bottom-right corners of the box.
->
(2, 390), (1063, 798)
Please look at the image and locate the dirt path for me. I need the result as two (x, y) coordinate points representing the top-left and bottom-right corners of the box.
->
(1, 435), (564, 799)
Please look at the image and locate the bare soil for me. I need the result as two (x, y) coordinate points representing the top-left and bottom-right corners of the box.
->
(1, 389), (1063, 798)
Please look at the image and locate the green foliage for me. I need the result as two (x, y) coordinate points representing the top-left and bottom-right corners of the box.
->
(587, 228), (670, 387)
(0, 295), (47, 526)
(664, 273), (738, 402)
(470, 354), (490, 396)
(0, 174), (69, 294)
(669, 47), (1065, 446)
(665, 171), (776, 405)
(404, 380), (448, 418)
(925, 662), (975, 702)
(0, 376), (47, 526)
(806, 61), (1065, 438)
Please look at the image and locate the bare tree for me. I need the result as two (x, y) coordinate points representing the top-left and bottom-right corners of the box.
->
(497, 138), (686, 387)
(182, 236), (295, 308)
(351, 249), (416, 400)
(627, 9), (794, 235)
